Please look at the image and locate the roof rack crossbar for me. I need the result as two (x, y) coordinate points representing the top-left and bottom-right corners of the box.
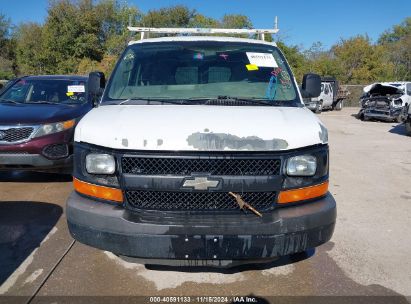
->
(128, 17), (279, 41)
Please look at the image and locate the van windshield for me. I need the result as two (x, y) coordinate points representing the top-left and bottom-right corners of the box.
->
(105, 41), (300, 106)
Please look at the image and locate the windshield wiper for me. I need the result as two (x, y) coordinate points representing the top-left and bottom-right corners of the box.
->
(110, 96), (280, 106)
(25, 101), (60, 105)
(188, 96), (278, 106)
(114, 98), (188, 105)
(0, 98), (22, 104)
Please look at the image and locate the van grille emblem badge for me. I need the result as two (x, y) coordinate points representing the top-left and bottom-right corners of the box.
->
(0, 131), (6, 140)
(182, 177), (219, 190)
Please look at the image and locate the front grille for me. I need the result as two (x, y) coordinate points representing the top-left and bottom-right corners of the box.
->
(126, 190), (276, 212)
(122, 157), (281, 176)
(0, 127), (34, 143)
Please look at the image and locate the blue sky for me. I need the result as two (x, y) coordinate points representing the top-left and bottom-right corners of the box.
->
(1, 0), (410, 49)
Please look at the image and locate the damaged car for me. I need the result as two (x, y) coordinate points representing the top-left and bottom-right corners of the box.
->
(357, 82), (410, 122)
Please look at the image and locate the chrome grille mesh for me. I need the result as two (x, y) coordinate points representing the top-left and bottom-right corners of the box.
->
(0, 127), (34, 143)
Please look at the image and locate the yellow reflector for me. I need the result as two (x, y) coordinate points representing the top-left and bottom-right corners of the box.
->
(73, 178), (123, 203)
(278, 181), (329, 204)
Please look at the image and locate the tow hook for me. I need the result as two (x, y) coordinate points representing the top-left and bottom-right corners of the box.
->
(228, 192), (263, 217)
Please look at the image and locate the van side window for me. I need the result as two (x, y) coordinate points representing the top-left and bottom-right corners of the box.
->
(407, 83), (411, 96)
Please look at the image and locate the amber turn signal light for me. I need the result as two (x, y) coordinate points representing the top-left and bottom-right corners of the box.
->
(73, 178), (123, 203)
(63, 119), (76, 129)
(278, 181), (329, 204)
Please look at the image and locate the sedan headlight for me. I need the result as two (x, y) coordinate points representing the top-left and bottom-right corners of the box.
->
(86, 153), (116, 174)
(286, 155), (317, 176)
(33, 119), (75, 138)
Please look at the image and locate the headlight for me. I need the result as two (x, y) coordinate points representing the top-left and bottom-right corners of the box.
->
(286, 155), (317, 176)
(86, 153), (116, 174)
(33, 119), (75, 138)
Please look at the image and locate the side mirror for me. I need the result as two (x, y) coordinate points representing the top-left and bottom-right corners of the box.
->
(88, 71), (106, 106)
(301, 73), (321, 98)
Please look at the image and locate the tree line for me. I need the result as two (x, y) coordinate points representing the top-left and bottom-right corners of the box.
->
(0, 0), (410, 84)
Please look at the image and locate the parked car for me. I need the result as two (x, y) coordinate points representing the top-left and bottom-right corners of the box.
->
(304, 77), (347, 113)
(0, 73), (105, 173)
(357, 82), (411, 122)
(67, 28), (336, 267)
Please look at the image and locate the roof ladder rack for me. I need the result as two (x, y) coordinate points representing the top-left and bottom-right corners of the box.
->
(128, 17), (279, 41)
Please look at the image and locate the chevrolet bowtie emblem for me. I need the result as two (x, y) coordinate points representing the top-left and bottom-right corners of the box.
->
(182, 177), (219, 190)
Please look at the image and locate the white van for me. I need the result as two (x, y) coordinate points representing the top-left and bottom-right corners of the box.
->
(66, 27), (336, 267)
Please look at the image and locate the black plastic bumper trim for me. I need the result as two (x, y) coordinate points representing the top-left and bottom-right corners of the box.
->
(0, 153), (72, 169)
(67, 191), (336, 260)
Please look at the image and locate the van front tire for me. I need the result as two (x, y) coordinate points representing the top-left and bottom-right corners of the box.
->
(334, 100), (343, 111)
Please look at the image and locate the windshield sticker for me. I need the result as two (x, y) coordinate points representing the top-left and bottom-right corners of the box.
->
(246, 52), (278, 68)
(271, 67), (282, 77)
(246, 64), (259, 71)
(67, 85), (85, 93)
(280, 70), (292, 88)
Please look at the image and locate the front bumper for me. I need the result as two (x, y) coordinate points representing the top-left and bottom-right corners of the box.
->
(363, 107), (402, 121)
(67, 191), (336, 264)
(0, 153), (73, 170)
(0, 130), (74, 171)
(0, 152), (73, 171)
(304, 102), (317, 111)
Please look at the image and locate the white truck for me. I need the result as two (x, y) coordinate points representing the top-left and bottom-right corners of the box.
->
(304, 77), (347, 113)
(66, 27), (336, 267)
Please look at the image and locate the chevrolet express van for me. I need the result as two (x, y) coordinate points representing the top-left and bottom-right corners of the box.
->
(67, 28), (336, 267)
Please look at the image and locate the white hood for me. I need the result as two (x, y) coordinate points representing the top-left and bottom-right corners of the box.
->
(75, 105), (327, 151)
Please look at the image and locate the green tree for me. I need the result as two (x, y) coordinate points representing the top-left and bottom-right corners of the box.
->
(0, 14), (15, 79)
(96, 0), (141, 57)
(15, 23), (47, 74)
(41, 0), (104, 73)
(188, 14), (219, 28)
(276, 41), (306, 82)
(333, 35), (391, 84)
(378, 18), (411, 80)
(221, 14), (252, 29)
(379, 17), (411, 44)
(302, 42), (343, 79)
(141, 5), (195, 28)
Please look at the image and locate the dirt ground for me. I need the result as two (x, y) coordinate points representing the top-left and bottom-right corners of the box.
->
(1, 108), (410, 303)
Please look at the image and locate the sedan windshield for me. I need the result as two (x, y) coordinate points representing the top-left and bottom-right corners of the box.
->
(0, 79), (88, 105)
(106, 41), (300, 106)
